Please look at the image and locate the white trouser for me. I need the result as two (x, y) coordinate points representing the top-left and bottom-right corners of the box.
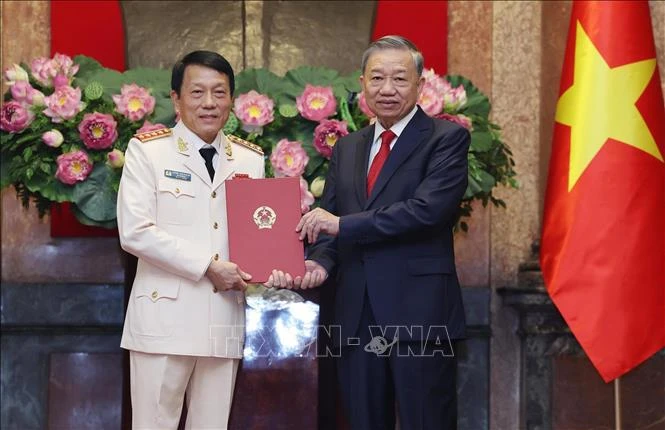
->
(130, 351), (239, 430)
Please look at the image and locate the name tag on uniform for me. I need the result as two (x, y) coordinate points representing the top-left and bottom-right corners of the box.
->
(164, 169), (191, 181)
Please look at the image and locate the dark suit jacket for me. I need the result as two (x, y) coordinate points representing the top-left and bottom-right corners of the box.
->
(309, 107), (471, 343)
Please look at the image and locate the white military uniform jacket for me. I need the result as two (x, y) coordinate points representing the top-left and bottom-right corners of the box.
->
(118, 121), (264, 358)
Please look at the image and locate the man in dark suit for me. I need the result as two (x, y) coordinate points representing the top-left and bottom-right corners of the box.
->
(268, 35), (470, 429)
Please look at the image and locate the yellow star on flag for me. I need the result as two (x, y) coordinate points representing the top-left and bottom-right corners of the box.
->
(555, 21), (662, 191)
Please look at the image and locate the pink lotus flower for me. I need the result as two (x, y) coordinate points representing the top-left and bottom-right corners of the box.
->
(30, 54), (79, 88)
(296, 84), (337, 121)
(10, 81), (45, 106)
(3, 64), (29, 85)
(313, 119), (348, 159)
(418, 82), (444, 116)
(442, 84), (467, 112)
(106, 149), (125, 168)
(30, 57), (55, 87)
(113, 84), (156, 121)
(0, 101), (34, 133)
(51, 54), (79, 88)
(42, 129), (64, 148)
(436, 113), (473, 130)
(299, 177), (315, 213)
(136, 120), (167, 134)
(234, 90), (274, 132)
(43, 86), (85, 123)
(357, 91), (375, 118)
(422, 69), (449, 94)
(78, 112), (118, 150)
(270, 139), (309, 178)
(55, 150), (92, 185)
(420, 69), (467, 114)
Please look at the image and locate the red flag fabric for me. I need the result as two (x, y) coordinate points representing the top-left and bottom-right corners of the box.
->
(540, 0), (665, 382)
(371, 0), (448, 73)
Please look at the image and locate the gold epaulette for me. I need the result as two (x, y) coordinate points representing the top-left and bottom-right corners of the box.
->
(227, 134), (263, 155)
(134, 128), (172, 143)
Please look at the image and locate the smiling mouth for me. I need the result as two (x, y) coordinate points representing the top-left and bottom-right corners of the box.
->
(199, 114), (219, 120)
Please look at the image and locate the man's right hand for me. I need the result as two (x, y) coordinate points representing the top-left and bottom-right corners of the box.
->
(205, 260), (252, 292)
(265, 260), (328, 290)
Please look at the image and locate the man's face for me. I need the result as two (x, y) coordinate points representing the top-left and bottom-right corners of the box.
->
(360, 48), (424, 129)
(171, 64), (232, 144)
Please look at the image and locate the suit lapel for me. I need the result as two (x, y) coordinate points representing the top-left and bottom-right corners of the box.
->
(182, 145), (212, 186)
(365, 109), (432, 209)
(212, 157), (235, 190)
(178, 131), (235, 188)
(354, 126), (374, 207)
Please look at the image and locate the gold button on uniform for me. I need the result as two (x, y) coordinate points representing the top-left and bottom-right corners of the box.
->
(214, 253), (219, 261)
(175, 187), (180, 194)
(211, 191), (217, 198)
(151, 290), (158, 299)
(213, 222), (219, 229)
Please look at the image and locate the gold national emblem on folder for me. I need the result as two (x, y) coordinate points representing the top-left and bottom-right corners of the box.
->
(253, 206), (276, 229)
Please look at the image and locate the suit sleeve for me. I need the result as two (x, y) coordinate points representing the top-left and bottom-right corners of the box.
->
(117, 138), (212, 282)
(306, 141), (339, 275)
(338, 125), (470, 245)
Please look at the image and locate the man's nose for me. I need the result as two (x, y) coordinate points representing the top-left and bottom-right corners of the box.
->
(202, 91), (215, 107)
(379, 78), (397, 94)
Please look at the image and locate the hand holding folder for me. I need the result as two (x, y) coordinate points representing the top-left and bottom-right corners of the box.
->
(225, 177), (306, 284)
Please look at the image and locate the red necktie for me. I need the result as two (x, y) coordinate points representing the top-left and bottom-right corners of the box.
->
(367, 130), (396, 196)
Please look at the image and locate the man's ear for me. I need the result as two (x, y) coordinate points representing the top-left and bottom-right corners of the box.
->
(170, 90), (180, 115)
(416, 75), (425, 93)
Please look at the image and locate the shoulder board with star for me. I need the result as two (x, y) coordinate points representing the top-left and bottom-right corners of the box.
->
(227, 134), (263, 155)
(134, 128), (172, 143)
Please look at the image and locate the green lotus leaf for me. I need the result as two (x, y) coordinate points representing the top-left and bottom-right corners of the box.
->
(235, 68), (294, 105)
(70, 204), (117, 229)
(470, 131), (493, 152)
(72, 164), (117, 222)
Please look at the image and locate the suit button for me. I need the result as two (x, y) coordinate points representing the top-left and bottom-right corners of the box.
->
(213, 222), (219, 229)
(151, 290), (158, 299)
(175, 187), (180, 194)
(211, 191), (217, 198)
(214, 253), (219, 261)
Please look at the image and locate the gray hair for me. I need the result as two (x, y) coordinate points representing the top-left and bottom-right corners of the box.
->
(360, 35), (424, 77)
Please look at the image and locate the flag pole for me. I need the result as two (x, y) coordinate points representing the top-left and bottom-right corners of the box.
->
(614, 377), (622, 430)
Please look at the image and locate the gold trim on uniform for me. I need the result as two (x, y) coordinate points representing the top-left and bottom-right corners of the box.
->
(134, 128), (173, 143)
(177, 137), (189, 153)
(227, 134), (263, 155)
(224, 139), (233, 160)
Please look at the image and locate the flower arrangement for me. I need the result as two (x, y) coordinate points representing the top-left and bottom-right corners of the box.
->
(1, 55), (516, 231)
(1, 54), (174, 227)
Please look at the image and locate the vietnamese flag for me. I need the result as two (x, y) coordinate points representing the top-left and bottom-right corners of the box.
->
(540, 0), (665, 382)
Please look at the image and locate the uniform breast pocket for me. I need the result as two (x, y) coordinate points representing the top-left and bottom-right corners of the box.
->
(157, 178), (197, 225)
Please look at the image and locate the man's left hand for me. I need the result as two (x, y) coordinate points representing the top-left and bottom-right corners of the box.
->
(296, 207), (339, 244)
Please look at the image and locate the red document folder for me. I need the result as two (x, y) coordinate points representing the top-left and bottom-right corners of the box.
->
(225, 177), (305, 283)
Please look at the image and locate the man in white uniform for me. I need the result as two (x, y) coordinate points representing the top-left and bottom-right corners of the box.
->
(117, 50), (264, 429)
